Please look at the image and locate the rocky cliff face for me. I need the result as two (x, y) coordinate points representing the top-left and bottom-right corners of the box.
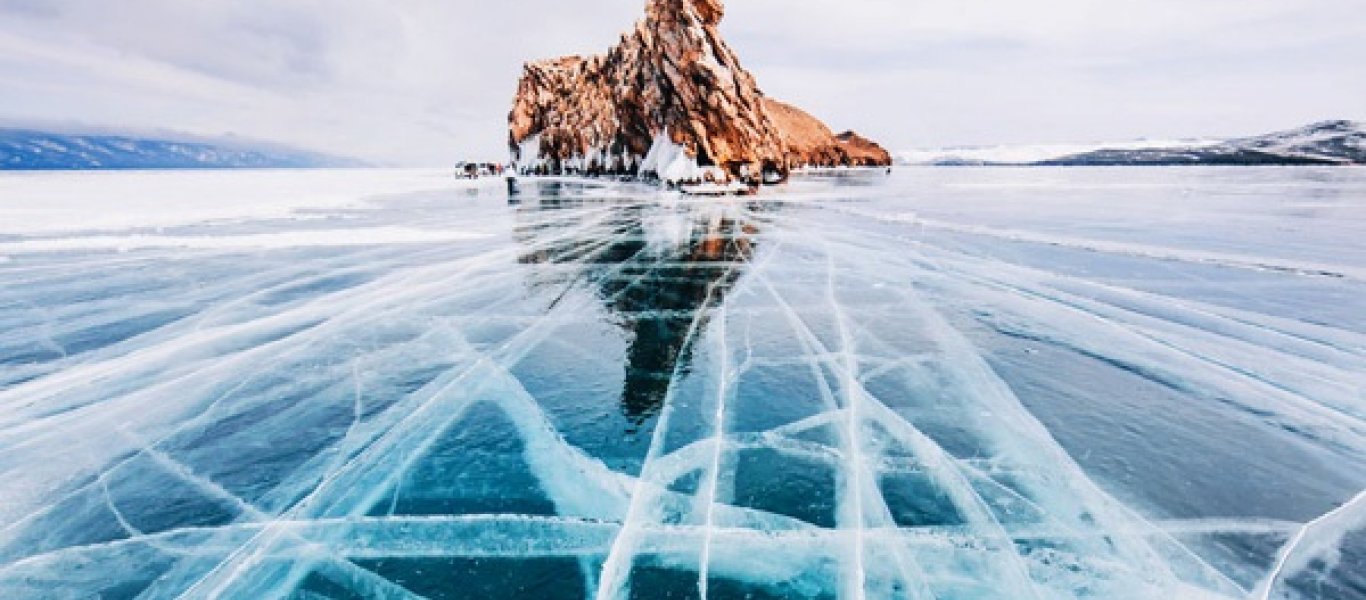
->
(508, 0), (890, 184)
(763, 99), (892, 168)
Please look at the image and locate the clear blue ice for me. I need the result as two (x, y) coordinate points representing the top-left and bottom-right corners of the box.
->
(0, 168), (1363, 599)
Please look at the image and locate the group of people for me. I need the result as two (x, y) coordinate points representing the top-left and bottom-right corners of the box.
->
(455, 162), (506, 179)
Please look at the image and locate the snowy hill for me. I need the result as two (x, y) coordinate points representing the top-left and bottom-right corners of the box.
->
(896, 139), (1222, 166)
(900, 121), (1366, 166)
(0, 129), (365, 170)
(1223, 120), (1366, 164)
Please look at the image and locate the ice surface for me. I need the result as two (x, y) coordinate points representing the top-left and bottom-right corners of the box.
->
(0, 167), (1363, 599)
(0, 227), (494, 253)
(0, 168), (480, 235)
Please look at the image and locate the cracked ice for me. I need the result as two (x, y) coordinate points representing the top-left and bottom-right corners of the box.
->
(0, 168), (1364, 599)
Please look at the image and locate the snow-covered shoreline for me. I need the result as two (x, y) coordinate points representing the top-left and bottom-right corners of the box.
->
(0, 168), (495, 236)
(899, 120), (1365, 166)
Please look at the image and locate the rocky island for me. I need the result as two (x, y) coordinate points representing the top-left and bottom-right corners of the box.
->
(508, 0), (891, 189)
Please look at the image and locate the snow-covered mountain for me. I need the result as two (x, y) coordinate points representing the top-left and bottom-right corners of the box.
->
(900, 120), (1366, 166)
(897, 138), (1222, 166)
(1220, 120), (1366, 164)
(0, 128), (365, 170)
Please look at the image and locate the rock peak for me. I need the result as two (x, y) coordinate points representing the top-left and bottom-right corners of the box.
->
(509, 0), (890, 185)
(648, 0), (724, 26)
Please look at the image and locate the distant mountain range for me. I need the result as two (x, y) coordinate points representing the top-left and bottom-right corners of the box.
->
(0, 128), (365, 170)
(899, 121), (1366, 166)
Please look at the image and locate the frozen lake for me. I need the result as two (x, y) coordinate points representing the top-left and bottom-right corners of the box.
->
(0, 167), (1363, 599)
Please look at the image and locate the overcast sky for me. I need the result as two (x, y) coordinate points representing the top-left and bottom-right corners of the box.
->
(1, 0), (1362, 165)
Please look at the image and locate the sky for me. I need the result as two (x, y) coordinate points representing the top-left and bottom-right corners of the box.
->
(1, 0), (1362, 165)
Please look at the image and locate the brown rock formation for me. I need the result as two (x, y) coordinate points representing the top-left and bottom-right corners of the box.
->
(763, 99), (893, 168)
(508, 0), (890, 184)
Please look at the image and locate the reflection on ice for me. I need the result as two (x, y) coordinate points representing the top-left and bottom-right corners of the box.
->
(516, 196), (756, 427)
(0, 169), (1363, 599)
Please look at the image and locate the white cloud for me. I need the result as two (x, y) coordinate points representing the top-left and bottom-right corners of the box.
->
(0, 0), (1362, 163)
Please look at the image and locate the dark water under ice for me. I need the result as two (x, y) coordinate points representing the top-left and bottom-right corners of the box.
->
(0, 168), (1363, 599)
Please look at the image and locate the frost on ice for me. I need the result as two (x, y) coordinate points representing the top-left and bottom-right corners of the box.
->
(0, 169), (1363, 598)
